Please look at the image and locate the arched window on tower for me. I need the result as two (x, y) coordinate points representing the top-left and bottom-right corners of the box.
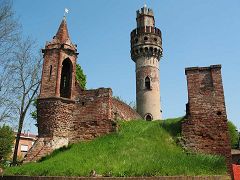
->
(145, 76), (151, 90)
(60, 58), (72, 98)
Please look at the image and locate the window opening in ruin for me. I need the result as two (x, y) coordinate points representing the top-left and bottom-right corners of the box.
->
(145, 114), (153, 121)
(60, 58), (72, 98)
(217, 111), (222, 116)
(144, 36), (148, 41)
(145, 76), (151, 90)
(49, 65), (52, 78)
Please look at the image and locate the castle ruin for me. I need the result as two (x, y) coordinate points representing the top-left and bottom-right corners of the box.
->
(182, 65), (232, 174)
(24, 6), (233, 175)
(24, 17), (141, 163)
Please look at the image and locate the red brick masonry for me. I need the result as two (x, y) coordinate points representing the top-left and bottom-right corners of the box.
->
(24, 19), (142, 163)
(182, 65), (232, 175)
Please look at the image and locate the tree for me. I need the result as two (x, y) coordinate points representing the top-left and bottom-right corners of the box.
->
(0, 0), (19, 57)
(228, 121), (239, 149)
(76, 64), (87, 89)
(30, 99), (37, 121)
(0, 125), (14, 164)
(8, 38), (42, 165)
(0, 0), (20, 123)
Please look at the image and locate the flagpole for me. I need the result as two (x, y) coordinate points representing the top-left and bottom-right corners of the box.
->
(64, 8), (69, 18)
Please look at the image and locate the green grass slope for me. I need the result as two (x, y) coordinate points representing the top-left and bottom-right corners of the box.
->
(5, 118), (227, 177)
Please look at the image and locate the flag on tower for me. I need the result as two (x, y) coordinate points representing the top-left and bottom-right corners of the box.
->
(65, 8), (69, 14)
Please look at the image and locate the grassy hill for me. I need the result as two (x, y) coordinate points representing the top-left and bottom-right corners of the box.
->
(4, 118), (227, 177)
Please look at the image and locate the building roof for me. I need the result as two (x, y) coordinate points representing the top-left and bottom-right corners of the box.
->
(55, 17), (70, 44)
(231, 149), (240, 155)
(14, 132), (37, 141)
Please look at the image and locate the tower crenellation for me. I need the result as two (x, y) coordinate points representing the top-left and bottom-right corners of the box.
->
(136, 7), (154, 18)
(131, 5), (163, 120)
(136, 6), (154, 28)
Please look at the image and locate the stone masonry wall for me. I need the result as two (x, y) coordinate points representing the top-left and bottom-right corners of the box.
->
(69, 88), (116, 143)
(24, 97), (76, 162)
(135, 64), (162, 120)
(182, 65), (232, 175)
(112, 97), (142, 120)
(25, 88), (118, 162)
(37, 97), (75, 138)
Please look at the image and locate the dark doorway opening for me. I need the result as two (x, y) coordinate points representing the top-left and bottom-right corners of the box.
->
(60, 58), (72, 98)
(145, 114), (153, 121)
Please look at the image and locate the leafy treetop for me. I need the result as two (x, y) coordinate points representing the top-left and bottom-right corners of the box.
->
(76, 64), (86, 90)
(0, 125), (14, 164)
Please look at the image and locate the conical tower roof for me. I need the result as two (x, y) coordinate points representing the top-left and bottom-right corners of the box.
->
(55, 17), (70, 43)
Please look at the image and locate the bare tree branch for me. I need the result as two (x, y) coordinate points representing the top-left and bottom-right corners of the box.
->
(0, 0), (21, 123)
(9, 38), (42, 165)
(0, 0), (20, 57)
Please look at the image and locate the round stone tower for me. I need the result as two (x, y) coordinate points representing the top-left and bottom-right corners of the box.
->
(130, 5), (163, 120)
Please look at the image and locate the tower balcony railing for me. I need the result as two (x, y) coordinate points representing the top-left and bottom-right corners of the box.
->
(131, 26), (161, 37)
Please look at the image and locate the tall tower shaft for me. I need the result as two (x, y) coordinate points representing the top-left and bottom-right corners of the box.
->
(131, 6), (163, 120)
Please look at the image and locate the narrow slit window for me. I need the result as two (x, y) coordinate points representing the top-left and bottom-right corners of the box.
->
(49, 65), (52, 80)
(145, 76), (151, 90)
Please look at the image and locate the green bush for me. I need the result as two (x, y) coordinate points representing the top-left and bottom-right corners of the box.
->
(0, 125), (14, 165)
(76, 64), (86, 89)
(228, 121), (239, 149)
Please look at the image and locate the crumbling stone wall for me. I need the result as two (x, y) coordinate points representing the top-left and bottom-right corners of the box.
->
(24, 17), (142, 163)
(182, 65), (232, 175)
(37, 97), (75, 138)
(112, 98), (142, 120)
(25, 88), (117, 162)
(69, 88), (116, 143)
(24, 97), (75, 162)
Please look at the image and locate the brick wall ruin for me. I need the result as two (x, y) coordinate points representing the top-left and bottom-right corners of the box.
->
(37, 97), (75, 138)
(182, 65), (232, 175)
(112, 98), (141, 120)
(24, 12), (146, 163)
(25, 15), (234, 178)
(70, 88), (116, 143)
(25, 86), (141, 162)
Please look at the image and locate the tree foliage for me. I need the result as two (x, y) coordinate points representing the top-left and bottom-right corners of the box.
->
(30, 99), (37, 121)
(76, 64), (86, 89)
(0, 125), (14, 163)
(228, 121), (239, 149)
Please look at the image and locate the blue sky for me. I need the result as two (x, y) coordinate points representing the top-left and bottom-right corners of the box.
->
(13, 0), (240, 132)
